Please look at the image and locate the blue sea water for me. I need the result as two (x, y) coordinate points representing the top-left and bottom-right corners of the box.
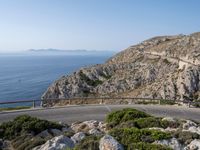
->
(0, 52), (114, 104)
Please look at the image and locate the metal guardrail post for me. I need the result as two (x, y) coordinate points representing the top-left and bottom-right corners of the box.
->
(33, 100), (35, 108)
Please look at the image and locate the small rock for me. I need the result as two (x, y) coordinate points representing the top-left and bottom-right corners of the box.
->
(165, 127), (178, 132)
(89, 128), (102, 136)
(71, 122), (90, 133)
(162, 117), (176, 122)
(99, 135), (124, 150)
(98, 122), (107, 132)
(154, 138), (183, 150)
(71, 132), (86, 144)
(50, 129), (62, 136)
(148, 127), (165, 132)
(37, 130), (52, 138)
(62, 127), (73, 133)
(185, 139), (200, 150)
(83, 120), (99, 129)
(183, 120), (197, 130)
(33, 135), (74, 150)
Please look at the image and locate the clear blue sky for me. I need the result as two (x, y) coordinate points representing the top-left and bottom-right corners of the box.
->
(0, 0), (200, 52)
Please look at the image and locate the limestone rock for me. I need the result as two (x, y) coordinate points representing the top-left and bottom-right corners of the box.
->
(71, 132), (86, 144)
(162, 117), (176, 122)
(88, 128), (103, 136)
(33, 135), (74, 150)
(185, 139), (200, 150)
(154, 138), (183, 150)
(42, 32), (200, 106)
(99, 135), (124, 150)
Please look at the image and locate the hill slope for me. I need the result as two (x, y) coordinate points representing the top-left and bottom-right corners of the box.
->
(42, 32), (200, 105)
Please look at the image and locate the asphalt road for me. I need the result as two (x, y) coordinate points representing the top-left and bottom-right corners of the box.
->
(0, 104), (200, 124)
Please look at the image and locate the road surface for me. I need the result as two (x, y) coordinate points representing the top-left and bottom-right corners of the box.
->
(0, 104), (200, 124)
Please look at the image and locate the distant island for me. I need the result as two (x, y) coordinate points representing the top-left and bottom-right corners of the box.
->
(28, 49), (103, 53)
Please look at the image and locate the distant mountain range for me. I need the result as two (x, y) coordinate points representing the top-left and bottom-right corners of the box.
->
(28, 49), (105, 53)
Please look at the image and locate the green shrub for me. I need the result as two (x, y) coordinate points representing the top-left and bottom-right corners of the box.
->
(105, 108), (150, 125)
(128, 142), (172, 150)
(74, 135), (101, 150)
(0, 115), (63, 140)
(109, 128), (171, 149)
(79, 71), (103, 87)
(12, 135), (46, 150)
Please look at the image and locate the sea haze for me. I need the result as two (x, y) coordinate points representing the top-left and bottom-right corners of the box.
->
(0, 51), (115, 103)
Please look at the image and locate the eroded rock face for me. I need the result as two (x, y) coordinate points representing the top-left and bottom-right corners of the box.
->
(99, 135), (124, 150)
(42, 32), (200, 106)
(33, 135), (74, 150)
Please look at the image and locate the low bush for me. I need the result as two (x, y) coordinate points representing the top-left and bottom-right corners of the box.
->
(128, 142), (172, 150)
(105, 108), (150, 125)
(0, 115), (63, 140)
(79, 71), (103, 87)
(109, 127), (171, 149)
(74, 135), (101, 150)
(12, 134), (45, 150)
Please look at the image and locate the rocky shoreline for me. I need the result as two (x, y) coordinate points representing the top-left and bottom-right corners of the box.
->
(1, 108), (200, 150)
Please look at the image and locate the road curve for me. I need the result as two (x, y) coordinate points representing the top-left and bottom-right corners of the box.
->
(0, 104), (200, 124)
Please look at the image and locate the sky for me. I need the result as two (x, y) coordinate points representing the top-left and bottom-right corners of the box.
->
(0, 0), (200, 52)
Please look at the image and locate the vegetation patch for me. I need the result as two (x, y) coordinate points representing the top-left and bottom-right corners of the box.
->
(79, 71), (103, 87)
(116, 117), (179, 129)
(74, 135), (101, 150)
(109, 127), (171, 149)
(128, 142), (172, 150)
(0, 115), (63, 140)
(0, 106), (31, 112)
(105, 108), (151, 125)
(12, 134), (46, 150)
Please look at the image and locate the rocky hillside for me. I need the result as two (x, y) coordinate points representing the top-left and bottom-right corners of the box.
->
(42, 32), (200, 105)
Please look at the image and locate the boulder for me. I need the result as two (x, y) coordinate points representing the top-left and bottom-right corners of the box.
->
(88, 128), (103, 136)
(154, 138), (183, 150)
(71, 132), (86, 144)
(33, 135), (74, 150)
(50, 129), (62, 136)
(71, 122), (90, 133)
(185, 139), (200, 150)
(99, 135), (124, 150)
(37, 130), (52, 138)
(83, 120), (99, 129)
(71, 120), (100, 133)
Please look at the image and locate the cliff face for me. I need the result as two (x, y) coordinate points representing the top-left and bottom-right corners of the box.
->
(42, 32), (200, 104)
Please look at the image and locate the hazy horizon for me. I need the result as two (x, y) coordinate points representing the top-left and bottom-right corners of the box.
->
(0, 0), (200, 52)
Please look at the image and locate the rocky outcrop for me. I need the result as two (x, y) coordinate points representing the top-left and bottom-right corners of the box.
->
(42, 32), (200, 106)
(33, 135), (74, 150)
(99, 135), (124, 150)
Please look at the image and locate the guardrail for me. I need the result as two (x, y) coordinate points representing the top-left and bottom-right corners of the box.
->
(0, 97), (195, 109)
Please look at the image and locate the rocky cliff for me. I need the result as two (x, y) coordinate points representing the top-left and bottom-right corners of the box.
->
(42, 32), (200, 105)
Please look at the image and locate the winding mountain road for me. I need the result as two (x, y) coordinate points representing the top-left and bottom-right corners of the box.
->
(0, 104), (200, 124)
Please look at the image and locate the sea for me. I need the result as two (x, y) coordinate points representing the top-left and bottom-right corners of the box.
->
(0, 51), (115, 107)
